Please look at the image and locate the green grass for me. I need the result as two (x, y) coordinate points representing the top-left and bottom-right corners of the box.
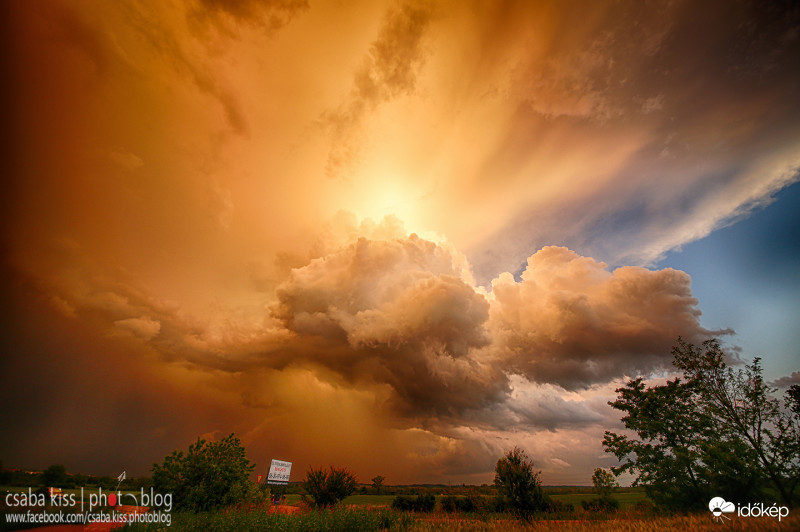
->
(407, 514), (800, 531)
(279, 492), (647, 508)
(341, 494), (396, 506)
(277, 492), (647, 511)
(283, 493), (302, 505)
(551, 491), (648, 509)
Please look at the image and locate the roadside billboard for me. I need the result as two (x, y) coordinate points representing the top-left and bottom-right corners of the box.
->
(267, 459), (292, 485)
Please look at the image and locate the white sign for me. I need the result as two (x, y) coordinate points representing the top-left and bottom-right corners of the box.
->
(267, 459), (292, 485)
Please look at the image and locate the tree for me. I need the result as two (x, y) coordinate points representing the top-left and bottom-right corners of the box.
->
(787, 384), (800, 416)
(42, 465), (69, 488)
(494, 447), (549, 518)
(582, 468), (619, 511)
(604, 338), (800, 510)
(371, 475), (385, 494)
(592, 468), (618, 500)
(152, 433), (261, 511)
(302, 466), (357, 508)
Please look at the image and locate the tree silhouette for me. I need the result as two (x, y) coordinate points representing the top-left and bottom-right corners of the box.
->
(604, 338), (799, 509)
(42, 464), (69, 488)
(371, 475), (385, 494)
(494, 447), (549, 518)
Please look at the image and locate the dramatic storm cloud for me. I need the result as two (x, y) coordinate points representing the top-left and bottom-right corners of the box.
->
(271, 233), (505, 418)
(2, 0), (798, 484)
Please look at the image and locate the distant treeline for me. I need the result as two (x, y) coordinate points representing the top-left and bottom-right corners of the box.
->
(0, 463), (151, 490)
(1, 463), (636, 497)
(271, 482), (642, 497)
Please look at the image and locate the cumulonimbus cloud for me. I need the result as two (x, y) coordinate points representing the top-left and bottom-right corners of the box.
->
(263, 224), (724, 418)
(16, 219), (722, 435)
(488, 246), (726, 389)
(271, 233), (507, 418)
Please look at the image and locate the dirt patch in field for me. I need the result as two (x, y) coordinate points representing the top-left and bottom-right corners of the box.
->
(268, 504), (302, 515)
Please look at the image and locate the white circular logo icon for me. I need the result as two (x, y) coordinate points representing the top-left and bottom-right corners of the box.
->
(709, 497), (736, 522)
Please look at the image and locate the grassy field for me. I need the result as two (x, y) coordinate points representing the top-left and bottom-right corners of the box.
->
(408, 514), (800, 531)
(279, 493), (397, 506)
(341, 494), (397, 506)
(279, 491), (647, 509)
(550, 491), (647, 508)
(3, 492), (797, 531)
(5, 489), (796, 531)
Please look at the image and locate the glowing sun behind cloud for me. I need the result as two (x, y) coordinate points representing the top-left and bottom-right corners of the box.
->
(340, 162), (432, 238)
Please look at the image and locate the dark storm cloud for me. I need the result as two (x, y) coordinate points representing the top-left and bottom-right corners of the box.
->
(22, 229), (720, 421)
(0, 265), (243, 477)
(267, 234), (717, 414)
(271, 233), (509, 419)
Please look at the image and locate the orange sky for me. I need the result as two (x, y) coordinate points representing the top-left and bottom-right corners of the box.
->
(2, 0), (799, 485)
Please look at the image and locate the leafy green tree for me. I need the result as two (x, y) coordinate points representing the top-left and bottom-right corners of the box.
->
(788, 384), (800, 416)
(583, 468), (619, 511)
(42, 465), (69, 488)
(604, 338), (800, 509)
(494, 447), (549, 518)
(152, 433), (261, 511)
(371, 475), (385, 494)
(592, 468), (618, 500)
(302, 466), (357, 508)
(95, 476), (114, 490)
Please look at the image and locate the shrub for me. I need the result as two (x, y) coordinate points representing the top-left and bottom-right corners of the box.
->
(391, 493), (435, 512)
(152, 433), (262, 512)
(632, 498), (657, 516)
(440, 495), (475, 513)
(440, 495), (458, 513)
(302, 466), (357, 508)
(581, 497), (619, 512)
(548, 499), (575, 513)
(439, 494), (494, 514)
